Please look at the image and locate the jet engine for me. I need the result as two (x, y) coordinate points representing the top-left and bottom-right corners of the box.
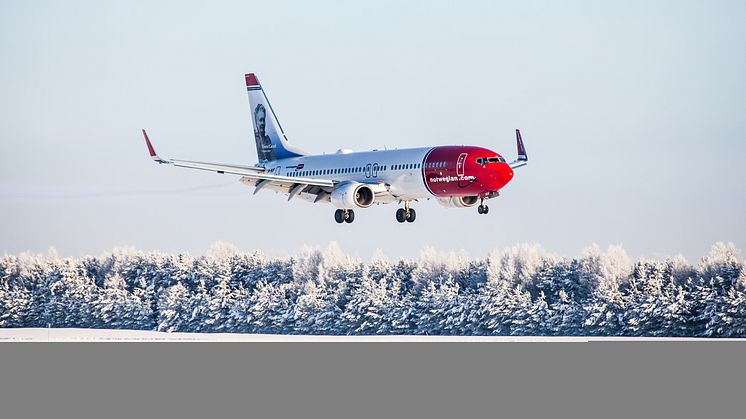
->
(437, 196), (479, 208)
(331, 182), (375, 209)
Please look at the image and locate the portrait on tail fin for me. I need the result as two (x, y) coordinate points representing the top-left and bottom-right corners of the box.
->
(253, 103), (275, 162)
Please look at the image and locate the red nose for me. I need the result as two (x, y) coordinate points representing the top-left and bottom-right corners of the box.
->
(491, 163), (514, 190)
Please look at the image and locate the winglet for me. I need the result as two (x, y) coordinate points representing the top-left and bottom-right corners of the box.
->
(509, 129), (528, 169)
(516, 129), (528, 162)
(142, 129), (168, 164)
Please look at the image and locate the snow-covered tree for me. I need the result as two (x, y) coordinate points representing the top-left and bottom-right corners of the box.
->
(156, 282), (191, 332)
(1, 242), (745, 337)
(487, 244), (554, 289)
(0, 284), (34, 327)
(97, 274), (154, 330)
(47, 260), (101, 328)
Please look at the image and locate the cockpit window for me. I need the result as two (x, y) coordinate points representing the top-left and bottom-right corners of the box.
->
(477, 156), (506, 164)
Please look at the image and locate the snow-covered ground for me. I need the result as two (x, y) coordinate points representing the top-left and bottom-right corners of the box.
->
(1, 328), (743, 342)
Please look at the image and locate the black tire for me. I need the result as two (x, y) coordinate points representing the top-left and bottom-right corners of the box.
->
(345, 209), (355, 223)
(406, 208), (416, 223)
(396, 208), (406, 223)
(477, 205), (484, 214)
(483, 205), (489, 214)
(334, 209), (345, 223)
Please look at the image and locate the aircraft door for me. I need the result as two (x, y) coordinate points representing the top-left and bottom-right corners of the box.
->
(365, 163), (372, 178)
(456, 153), (467, 177)
(372, 163), (379, 178)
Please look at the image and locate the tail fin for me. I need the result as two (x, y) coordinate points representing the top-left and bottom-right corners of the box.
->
(245, 73), (307, 163)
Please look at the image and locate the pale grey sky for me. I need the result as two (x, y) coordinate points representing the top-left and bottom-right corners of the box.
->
(1, 0), (744, 261)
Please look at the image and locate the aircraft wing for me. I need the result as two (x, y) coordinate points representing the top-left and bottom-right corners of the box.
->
(142, 129), (334, 189)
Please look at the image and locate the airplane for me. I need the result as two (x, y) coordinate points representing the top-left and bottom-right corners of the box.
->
(142, 73), (528, 224)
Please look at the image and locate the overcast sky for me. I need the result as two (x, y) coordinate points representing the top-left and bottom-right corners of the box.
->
(1, 0), (744, 261)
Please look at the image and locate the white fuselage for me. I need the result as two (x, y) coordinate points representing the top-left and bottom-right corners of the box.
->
(260, 147), (435, 203)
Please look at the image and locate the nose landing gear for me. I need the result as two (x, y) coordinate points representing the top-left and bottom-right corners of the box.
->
(396, 202), (416, 223)
(477, 198), (489, 215)
(334, 209), (355, 224)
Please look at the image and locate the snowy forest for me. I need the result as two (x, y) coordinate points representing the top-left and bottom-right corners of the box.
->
(1, 242), (745, 337)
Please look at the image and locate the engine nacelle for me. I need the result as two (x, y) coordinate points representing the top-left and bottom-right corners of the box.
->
(437, 196), (479, 208)
(331, 182), (375, 209)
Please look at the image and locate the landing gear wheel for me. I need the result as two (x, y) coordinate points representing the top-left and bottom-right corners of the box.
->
(396, 208), (406, 223)
(406, 208), (416, 223)
(344, 209), (355, 223)
(483, 205), (489, 214)
(477, 205), (484, 214)
(334, 209), (345, 223)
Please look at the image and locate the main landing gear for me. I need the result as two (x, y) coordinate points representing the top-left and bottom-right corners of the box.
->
(334, 209), (355, 224)
(477, 198), (489, 215)
(396, 202), (416, 223)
